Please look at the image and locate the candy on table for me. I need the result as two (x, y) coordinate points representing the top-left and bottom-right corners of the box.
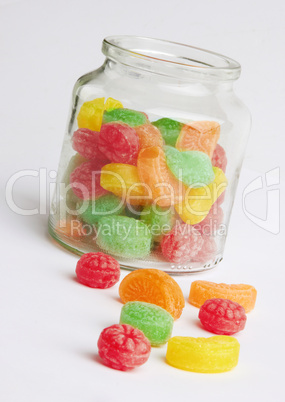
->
(75, 252), (120, 289)
(119, 268), (185, 319)
(193, 203), (224, 235)
(120, 301), (174, 346)
(96, 216), (152, 259)
(56, 218), (86, 239)
(189, 280), (257, 313)
(70, 160), (108, 200)
(134, 124), (164, 150)
(137, 146), (186, 207)
(212, 144), (227, 172)
(164, 146), (215, 187)
(104, 97), (123, 111)
(166, 335), (240, 373)
(98, 123), (139, 165)
(161, 221), (204, 264)
(140, 205), (175, 242)
(191, 236), (217, 263)
(176, 121), (220, 159)
(103, 108), (148, 127)
(79, 194), (125, 225)
(152, 118), (183, 147)
(72, 128), (108, 162)
(175, 166), (227, 225)
(199, 298), (247, 335)
(97, 324), (151, 371)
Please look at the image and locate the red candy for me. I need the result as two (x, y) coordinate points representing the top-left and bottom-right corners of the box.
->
(199, 298), (247, 335)
(212, 144), (227, 172)
(76, 252), (120, 289)
(72, 128), (108, 162)
(70, 160), (108, 200)
(97, 324), (151, 371)
(192, 236), (217, 263)
(98, 123), (139, 165)
(193, 204), (224, 235)
(161, 222), (204, 264)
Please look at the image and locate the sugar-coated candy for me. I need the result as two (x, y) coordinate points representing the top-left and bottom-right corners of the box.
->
(70, 160), (108, 200)
(119, 269), (185, 319)
(193, 203), (224, 235)
(56, 218), (86, 239)
(120, 301), (174, 346)
(212, 144), (227, 172)
(199, 298), (247, 335)
(189, 280), (257, 313)
(96, 216), (152, 258)
(72, 128), (108, 161)
(175, 166), (227, 224)
(140, 205), (175, 242)
(124, 204), (143, 219)
(165, 146), (215, 187)
(79, 194), (125, 225)
(104, 97), (123, 111)
(152, 118), (183, 147)
(137, 146), (186, 207)
(176, 121), (220, 159)
(191, 236), (217, 263)
(97, 324), (151, 371)
(77, 97), (105, 132)
(161, 222), (204, 263)
(134, 124), (164, 150)
(62, 153), (87, 185)
(76, 252), (120, 289)
(166, 336), (240, 373)
(103, 108), (148, 127)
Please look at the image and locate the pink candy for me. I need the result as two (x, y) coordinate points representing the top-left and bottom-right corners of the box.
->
(72, 128), (108, 162)
(70, 161), (108, 200)
(212, 144), (227, 172)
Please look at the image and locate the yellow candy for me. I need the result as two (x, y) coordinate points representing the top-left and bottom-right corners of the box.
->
(175, 166), (227, 224)
(166, 336), (240, 373)
(104, 97), (123, 111)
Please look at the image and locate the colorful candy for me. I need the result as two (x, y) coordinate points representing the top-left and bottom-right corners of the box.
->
(120, 301), (174, 346)
(212, 144), (227, 172)
(77, 97), (105, 132)
(72, 128), (108, 161)
(134, 124), (164, 150)
(191, 236), (217, 263)
(70, 161), (108, 200)
(79, 194), (124, 225)
(152, 118), (183, 147)
(56, 218), (86, 239)
(166, 336), (240, 373)
(104, 97), (123, 111)
(140, 205), (175, 242)
(199, 298), (247, 335)
(97, 324), (151, 371)
(119, 269), (185, 319)
(193, 203), (224, 235)
(189, 280), (257, 313)
(103, 108), (148, 127)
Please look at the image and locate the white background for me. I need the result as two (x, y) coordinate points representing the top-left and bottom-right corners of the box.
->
(0, 0), (284, 401)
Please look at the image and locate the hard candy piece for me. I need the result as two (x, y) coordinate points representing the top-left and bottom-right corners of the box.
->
(76, 252), (120, 289)
(161, 222), (204, 264)
(61, 153), (87, 185)
(56, 218), (86, 239)
(97, 324), (151, 371)
(72, 128), (108, 161)
(199, 298), (247, 335)
(191, 236), (217, 263)
(152, 118), (183, 147)
(77, 97), (105, 131)
(176, 121), (220, 159)
(70, 161), (108, 200)
(96, 216), (152, 259)
(98, 123), (139, 165)
(212, 144), (227, 172)
(134, 124), (164, 150)
(137, 146), (186, 207)
(120, 301), (174, 346)
(175, 167), (227, 225)
(140, 205), (175, 242)
(119, 268), (185, 320)
(166, 336), (240, 373)
(103, 108), (148, 127)
(193, 203), (224, 235)
(189, 281), (257, 313)
(79, 194), (125, 225)
(104, 97), (123, 111)
(165, 146), (215, 187)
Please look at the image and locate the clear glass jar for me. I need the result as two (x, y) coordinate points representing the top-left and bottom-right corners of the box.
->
(49, 35), (251, 274)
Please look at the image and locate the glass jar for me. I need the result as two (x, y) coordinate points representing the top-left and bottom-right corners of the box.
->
(49, 35), (251, 274)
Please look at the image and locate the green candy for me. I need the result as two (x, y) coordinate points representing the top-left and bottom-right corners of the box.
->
(165, 146), (215, 188)
(96, 216), (152, 258)
(152, 118), (183, 147)
(124, 204), (143, 220)
(120, 301), (174, 346)
(103, 108), (148, 127)
(140, 205), (175, 242)
(79, 194), (124, 225)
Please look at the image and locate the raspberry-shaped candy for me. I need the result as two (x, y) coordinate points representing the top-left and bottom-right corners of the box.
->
(212, 144), (227, 172)
(76, 252), (120, 289)
(199, 298), (247, 335)
(70, 161), (108, 200)
(98, 123), (139, 165)
(97, 324), (151, 371)
(161, 222), (204, 264)
(72, 128), (108, 161)
(192, 236), (217, 263)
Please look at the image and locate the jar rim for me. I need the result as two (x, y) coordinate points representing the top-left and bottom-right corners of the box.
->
(102, 35), (241, 82)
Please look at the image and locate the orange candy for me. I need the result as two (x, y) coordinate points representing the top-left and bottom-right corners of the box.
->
(176, 121), (220, 159)
(119, 269), (185, 319)
(134, 124), (164, 150)
(56, 218), (86, 239)
(189, 281), (257, 313)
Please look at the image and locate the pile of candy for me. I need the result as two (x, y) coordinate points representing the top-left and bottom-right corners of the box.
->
(75, 252), (257, 373)
(60, 96), (229, 266)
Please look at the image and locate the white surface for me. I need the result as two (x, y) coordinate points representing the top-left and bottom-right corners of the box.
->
(0, 1), (284, 401)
